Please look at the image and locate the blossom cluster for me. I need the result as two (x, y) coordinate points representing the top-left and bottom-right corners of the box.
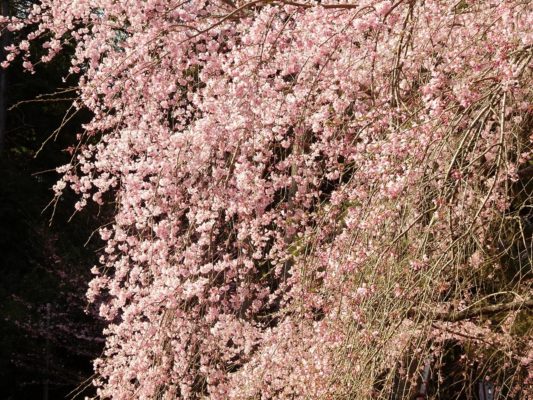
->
(5, 0), (533, 398)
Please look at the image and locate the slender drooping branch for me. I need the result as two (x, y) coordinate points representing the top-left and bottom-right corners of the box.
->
(435, 298), (533, 323)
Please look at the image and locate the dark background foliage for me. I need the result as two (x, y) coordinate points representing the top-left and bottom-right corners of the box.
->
(0, 26), (104, 399)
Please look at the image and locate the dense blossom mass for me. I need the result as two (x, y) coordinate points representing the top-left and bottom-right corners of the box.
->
(4, 0), (533, 398)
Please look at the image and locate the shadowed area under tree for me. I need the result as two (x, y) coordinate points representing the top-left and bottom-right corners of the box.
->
(0, 15), (104, 397)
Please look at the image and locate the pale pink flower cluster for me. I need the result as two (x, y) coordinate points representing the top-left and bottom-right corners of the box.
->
(6, 0), (533, 398)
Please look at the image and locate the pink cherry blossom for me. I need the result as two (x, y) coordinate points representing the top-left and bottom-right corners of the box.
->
(6, 0), (533, 398)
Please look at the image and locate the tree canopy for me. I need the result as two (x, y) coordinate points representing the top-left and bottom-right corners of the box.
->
(3, 0), (533, 398)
